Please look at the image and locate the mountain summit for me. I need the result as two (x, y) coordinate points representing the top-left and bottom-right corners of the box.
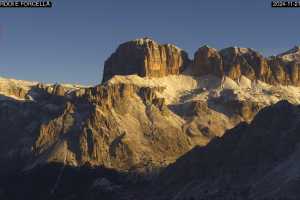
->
(102, 38), (190, 82)
(103, 38), (300, 86)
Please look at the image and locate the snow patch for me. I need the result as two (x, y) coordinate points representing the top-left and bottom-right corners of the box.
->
(108, 74), (300, 107)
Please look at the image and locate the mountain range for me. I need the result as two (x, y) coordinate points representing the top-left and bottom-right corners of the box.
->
(1, 38), (300, 200)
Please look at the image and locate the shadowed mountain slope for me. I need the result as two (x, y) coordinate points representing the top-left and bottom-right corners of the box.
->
(154, 100), (300, 200)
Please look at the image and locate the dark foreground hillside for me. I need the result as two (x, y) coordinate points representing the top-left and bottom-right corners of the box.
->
(154, 100), (300, 200)
(1, 100), (300, 200)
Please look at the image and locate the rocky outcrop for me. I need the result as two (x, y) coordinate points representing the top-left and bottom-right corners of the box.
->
(220, 47), (271, 82)
(190, 45), (300, 86)
(268, 57), (300, 85)
(102, 38), (190, 82)
(102, 39), (300, 87)
(189, 45), (223, 77)
(101, 38), (300, 87)
(190, 46), (271, 81)
(29, 82), (197, 173)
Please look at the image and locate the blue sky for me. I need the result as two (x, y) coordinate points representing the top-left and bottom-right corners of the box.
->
(0, 0), (299, 85)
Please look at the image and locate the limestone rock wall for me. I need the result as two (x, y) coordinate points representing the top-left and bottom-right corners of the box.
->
(102, 38), (190, 82)
(190, 46), (300, 86)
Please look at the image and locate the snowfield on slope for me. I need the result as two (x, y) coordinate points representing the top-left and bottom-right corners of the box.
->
(0, 76), (88, 101)
(2, 74), (300, 108)
(108, 74), (300, 106)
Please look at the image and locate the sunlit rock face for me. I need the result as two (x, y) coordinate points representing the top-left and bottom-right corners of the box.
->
(268, 46), (300, 86)
(219, 47), (271, 81)
(189, 45), (300, 86)
(190, 46), (269, 81)
(102, 38), (191, 83)
(188, 45), (223, 77)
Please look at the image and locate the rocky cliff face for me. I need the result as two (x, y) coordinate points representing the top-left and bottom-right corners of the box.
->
(0, 79), (196, 175)
(190, 45), (300, 86)
(220, 47), (271, 82)
(188, 45), (223, 77)
(102, 38), (190, 82)
(103, 39), (300, 87)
